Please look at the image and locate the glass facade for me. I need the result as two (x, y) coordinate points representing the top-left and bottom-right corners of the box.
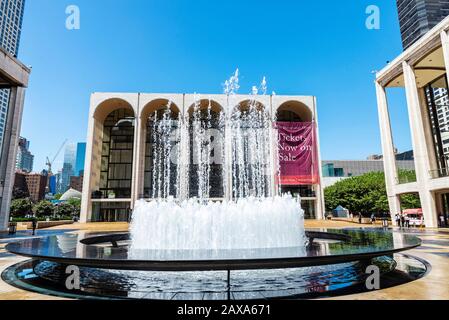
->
(188, 109), (224, 199)
(397, 0), (449, 49)
(425, 75), (449, 178)
(91, 201), (131, 222)
(143, 109), (180, 198)
(99, 109), (135, 199)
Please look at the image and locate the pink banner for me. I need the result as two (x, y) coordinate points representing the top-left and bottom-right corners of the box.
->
(275, 122), (320, 186)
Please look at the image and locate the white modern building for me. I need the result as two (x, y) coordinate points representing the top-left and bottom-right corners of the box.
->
(81, 93), (324, 223)
(376, 16), (449, 228)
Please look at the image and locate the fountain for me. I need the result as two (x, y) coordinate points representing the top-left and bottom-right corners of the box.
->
(130, 69), (306, 251)
(3, 70), (424, 300)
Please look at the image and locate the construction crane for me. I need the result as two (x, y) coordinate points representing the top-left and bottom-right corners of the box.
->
(46, 139), (68, 175)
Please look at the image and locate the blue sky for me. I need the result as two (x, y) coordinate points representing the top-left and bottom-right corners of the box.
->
(18, 0), (411, 171)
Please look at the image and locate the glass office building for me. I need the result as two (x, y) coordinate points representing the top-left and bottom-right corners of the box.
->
(397, 0), (449, 49)
(0, 0), (25, 156)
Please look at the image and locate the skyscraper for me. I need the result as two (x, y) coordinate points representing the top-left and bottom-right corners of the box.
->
(397, 0), (449, 49)
(15, 136), (33, 172)
(61, 143), (76, 193)
(75, 142), (86, 176)
(0, 0), (25, 153)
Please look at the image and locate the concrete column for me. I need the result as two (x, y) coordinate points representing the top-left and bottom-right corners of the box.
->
(178, 96), (189, 201)
(80, 107), (96, 223)
(225, 95), (233, 201)
(402, 61), (438, 228)
(129, 95), (140, 209)
(387, 195), (402, 217)
(375, 81), (399, 220)
(134, 95), (145, 202)
(441, 30), (449, 76)
(313, 97), (325, 220)
(0, 87), (25, 231)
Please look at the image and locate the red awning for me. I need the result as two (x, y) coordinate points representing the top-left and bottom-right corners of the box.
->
(403, 208), (423, 215)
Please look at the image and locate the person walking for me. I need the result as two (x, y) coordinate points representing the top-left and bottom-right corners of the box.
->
(370, 213), (376, 225)
(358, 213), (362, 224)
(395, 214), (401, 227)
(400, 214), (406, 229)
(440, 215), (446, 228)
(31, 216), (38, 236)
(405, 215), (410, 228)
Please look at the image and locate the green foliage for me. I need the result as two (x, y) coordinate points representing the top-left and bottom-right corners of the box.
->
(54, 203), (73, 217)
(54, 194), (63, 200)
(12, 187), (30, 200)
(54, 199), (81, 218)
(10, 198), (33, 218)
(67, 198), (81, 217)
(33, 201), (54, 218)
(324, 170), (421, 216)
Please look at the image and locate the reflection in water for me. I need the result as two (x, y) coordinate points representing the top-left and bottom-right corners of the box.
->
(11, 254), (425, 300)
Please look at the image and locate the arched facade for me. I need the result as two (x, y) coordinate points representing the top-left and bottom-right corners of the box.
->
(81, 93), (324, 222)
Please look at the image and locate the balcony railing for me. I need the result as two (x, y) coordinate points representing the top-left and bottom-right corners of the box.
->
(430, 168), (449, 179)
(396, 175), (417, 185)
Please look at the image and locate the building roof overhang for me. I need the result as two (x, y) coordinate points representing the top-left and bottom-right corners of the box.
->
(376, 15), (449, 88)
(0, 47), (30, 88)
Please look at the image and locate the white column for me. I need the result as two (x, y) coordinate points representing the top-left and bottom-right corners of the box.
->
(375, 81), (400, 219)
(134, 96), (145, 203)
(312, 97), (325, 220)
(80, 109), (95, 223)
(130, 95), (140, 208)
(178, 102), (189, 201)
(402, 61), (438, 228)
(225, 95), (233, 201)
(441, 30), (449, 75)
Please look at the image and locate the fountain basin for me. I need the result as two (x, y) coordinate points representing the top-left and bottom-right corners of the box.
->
(5, 229), (421, 272)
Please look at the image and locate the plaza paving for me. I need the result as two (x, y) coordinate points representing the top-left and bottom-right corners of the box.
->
(0, 221), (448, 300)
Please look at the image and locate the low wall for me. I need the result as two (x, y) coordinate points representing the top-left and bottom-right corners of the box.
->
(17, 220), (74, 230)
(331, 217), (390, 225)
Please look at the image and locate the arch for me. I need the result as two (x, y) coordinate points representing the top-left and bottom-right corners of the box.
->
(141, 98), (181, 120)
(187, 99), (225, 199)
(187, 99), (224, 116)
(276, 100), (313, 122)
(93, 98), (135, 122)
(98, 108), (136, 203)
(233, 99), (268, 115)
(141, 99), (181, 199)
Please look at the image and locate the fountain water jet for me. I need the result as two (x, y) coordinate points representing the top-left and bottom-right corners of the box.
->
(131, 70), (306, 251)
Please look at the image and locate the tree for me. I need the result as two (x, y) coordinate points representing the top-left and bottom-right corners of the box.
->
(324, 170), (421, 216)
(33, 201), (54, 218)
(12, 187), (30, 200)
(54, 194), (63, 200)
(67, 198), (81, 217)
(10, 198), (33, 218)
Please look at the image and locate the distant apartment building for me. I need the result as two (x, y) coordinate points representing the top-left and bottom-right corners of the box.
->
(397, 0), (449, 49)
(70, 174), (83, 192)
(15, 136), (33, 172)
(14, 171), (47, 202)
